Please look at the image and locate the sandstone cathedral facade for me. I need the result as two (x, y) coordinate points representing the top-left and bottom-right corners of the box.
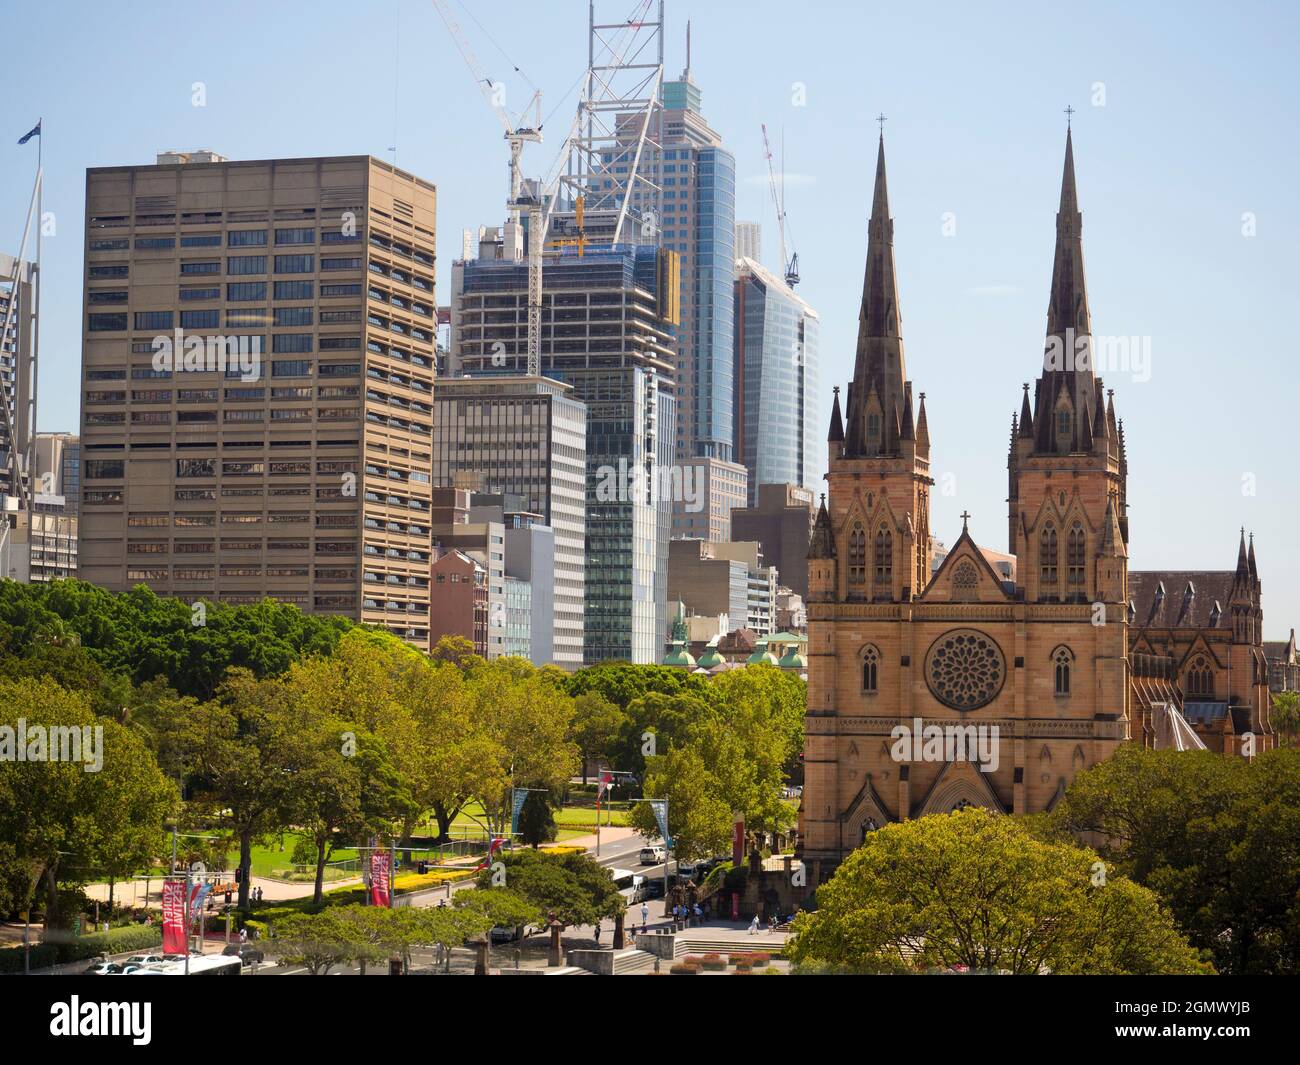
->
(797, 128), (1274, 880)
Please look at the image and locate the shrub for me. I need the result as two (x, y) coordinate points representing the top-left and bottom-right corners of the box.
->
(670, 961), (700, 974)
(749, 952), (771, 967)
(0, 943), (59, 973)
(700, 952), (726, 971)
(727, 953), (752, 966)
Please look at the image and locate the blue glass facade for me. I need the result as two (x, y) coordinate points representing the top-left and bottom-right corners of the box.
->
(735, 263), (820, 504)
(691, 147), (736, 459)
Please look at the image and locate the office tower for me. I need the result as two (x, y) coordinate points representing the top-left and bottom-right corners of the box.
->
(470, 493), (557, 668)
(78, 153), (437, 649)
(666, 537), (778, 638)
(23, 431), (80, 582)
(672, 455), (747, 541)
(734, 255), (820, 505)
(656, 49), (746, 542)
(431, 375), (586, 667)
(450, 235), (679, 664)
(735, 221), (761, 265)
(0, 252), (36, 501)
(730, 482), (816, 600)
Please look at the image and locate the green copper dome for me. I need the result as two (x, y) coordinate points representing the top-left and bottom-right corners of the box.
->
(747, 648), (779, 666)
(697, 646), (725, 669)
(664, 644), (696, 668)
(778, 647), (807, 670)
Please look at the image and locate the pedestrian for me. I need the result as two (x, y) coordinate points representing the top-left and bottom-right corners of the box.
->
(640, 901), (649, 928)
(748, 914), (759, 935)
(593, 921), (601, 944)
(239, 927), (248, 945)
(693, 902), (702, 924)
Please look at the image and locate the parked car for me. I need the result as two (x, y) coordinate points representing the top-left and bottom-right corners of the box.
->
(676, 860), (700, 881)
(639, 845), (666, 865)
(124, 953), (165, 967)
(489, 924), (523, 944)
(222, 942), (265, 965)
(83, 962), (124, 975)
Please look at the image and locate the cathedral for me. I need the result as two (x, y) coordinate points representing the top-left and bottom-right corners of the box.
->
(798, 127), (1274, 880)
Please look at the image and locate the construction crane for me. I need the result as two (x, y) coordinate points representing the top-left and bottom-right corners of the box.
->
(761, 123), (800, 287)
(433, 0), (545, 375)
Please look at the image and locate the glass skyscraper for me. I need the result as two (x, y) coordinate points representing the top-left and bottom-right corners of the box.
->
(734, 256), (821, 504)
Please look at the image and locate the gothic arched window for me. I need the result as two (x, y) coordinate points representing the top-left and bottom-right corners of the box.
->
(1067, 522), (1086, 592)
(1053, 646), (1074, 696)
(847, 523), (866, 584)
(952, 560), (978, 601)
(862, 645), (880, 693)
(1040, 524), (1059, 593)
(1187, 656), (1214, 698)
(873, 527), (892, 591)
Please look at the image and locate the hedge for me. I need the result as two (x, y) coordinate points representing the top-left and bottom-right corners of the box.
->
(0, 923), (161, 972)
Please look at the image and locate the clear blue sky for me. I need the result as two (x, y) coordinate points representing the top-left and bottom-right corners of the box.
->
(3, 0), (1297, 634)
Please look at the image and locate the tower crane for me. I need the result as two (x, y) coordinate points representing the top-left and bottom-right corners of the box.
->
(761, 123), (799, 287)
(433, 0), (544, 375)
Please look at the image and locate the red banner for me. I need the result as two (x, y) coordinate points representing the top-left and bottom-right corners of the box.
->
(162, 879), (187, 955)
(369, 851), (391, 907)
(732, 814), (745, 868)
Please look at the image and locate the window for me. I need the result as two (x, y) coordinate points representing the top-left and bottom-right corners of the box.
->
(181, 234), (221, 248)
(1067, 522), (1086, 590)
(89, 264), (129, 278)
(134, 311), (173, 331)
(862, 646), (879, 693)
(274, 281), (314, 300)
(228, 230), (268, 247)
(273, 334), (313, 353)
(873, 527), (892, 591)
(180, 260), (221, 275)
(272, 360), (312, 377)
(180, 310), (219, 329)
(1040, 524), (1058, 591)
(952, 560), (978, 601)
(134, 237), (175, 250)
(1187, 656), (1214, 697)
(227, 282), (267, 301)
(227, 255), (267, 275)
(275, 227), (315, 245)
(1053, 646), (1073, 696)
(88, 313), (128, 332)
(180, 286), (220, 302)
(85, 460), (125, 479)
(274, 254), (314, 273)
(847, 523), (866, 584)
(321, 257), (362, 271)
(176, 458), (216, 477)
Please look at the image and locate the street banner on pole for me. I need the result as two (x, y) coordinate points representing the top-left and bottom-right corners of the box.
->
(510, 787), (529, 835)
(189, 882), (212, 927)
(649, 799), (672, 848)
(162, 880), (186, 955)
(732, 813), (745, 867)
(369, 850), (391, 907)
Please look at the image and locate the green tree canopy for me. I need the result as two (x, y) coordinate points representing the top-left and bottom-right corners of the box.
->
(788, 807), (1209, 975)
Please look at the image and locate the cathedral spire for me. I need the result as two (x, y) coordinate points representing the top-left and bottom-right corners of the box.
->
(1032, 126), (1096, 452)
(845, 131), (908, 456)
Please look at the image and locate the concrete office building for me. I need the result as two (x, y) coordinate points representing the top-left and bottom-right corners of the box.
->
(431, 376), (585, 667)
(667, 537), (778, 637)
(735, 222), (761, 266)
(734, 256), (820, 505)
(729, 481), (816, 600)
(78, 153), (437, 649)
(450, 235), (679, 664)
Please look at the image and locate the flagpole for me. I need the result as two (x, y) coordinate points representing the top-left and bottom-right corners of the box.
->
(31, 118), (42, 581)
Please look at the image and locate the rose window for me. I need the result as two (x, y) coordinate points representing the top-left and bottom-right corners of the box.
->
(924, 629), (1005, 711)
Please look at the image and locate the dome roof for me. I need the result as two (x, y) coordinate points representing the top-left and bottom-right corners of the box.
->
(664, 645), (696, 668)
(747, 649), (779, 666)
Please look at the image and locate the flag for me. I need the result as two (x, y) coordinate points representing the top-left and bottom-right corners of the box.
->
(161, 880), (187, 955)
(596, 771), (612, 801)
(510, 787), (529, 835)
(369, 850), (392, 907)
(473, 837), (506, 871)
(17, 121), (41, 145)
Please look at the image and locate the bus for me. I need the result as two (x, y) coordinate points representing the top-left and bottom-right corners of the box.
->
(127, 955), (243, 976)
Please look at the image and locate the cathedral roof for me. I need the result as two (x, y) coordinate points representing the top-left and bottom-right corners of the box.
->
(1128, 571), (1234, 630)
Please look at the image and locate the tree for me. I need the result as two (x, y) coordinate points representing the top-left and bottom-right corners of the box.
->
(516, 789), (558, 848)
(267, 909), (356, 975)
(1050, 744), (1300, 974)
(1272, 691), (1300, 746)
(568, 691), (626, 783)
(0, 676), (176, 924)
(475, 849), (624, 927)
(787, 808), (1209, 975)
(630, 747), (732, 861)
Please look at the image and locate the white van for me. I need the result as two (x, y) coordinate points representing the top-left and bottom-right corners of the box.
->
(639, 845), (666, 865)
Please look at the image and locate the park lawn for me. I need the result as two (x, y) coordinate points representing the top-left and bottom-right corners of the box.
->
(246, 835), (359, 879)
